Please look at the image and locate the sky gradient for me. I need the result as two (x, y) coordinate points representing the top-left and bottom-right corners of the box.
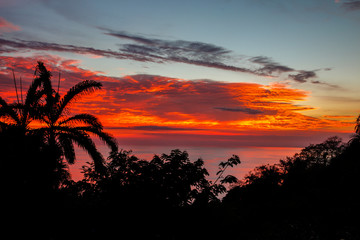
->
(1, 0), (359, 180)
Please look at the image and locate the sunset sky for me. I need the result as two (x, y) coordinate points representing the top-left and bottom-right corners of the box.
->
(1, 0), (359, 180)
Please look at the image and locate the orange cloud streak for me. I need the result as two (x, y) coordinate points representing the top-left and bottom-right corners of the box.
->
(0, 55), (353, 140)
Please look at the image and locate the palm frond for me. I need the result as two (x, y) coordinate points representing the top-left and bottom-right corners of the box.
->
(51, 126), (106, 173)
(58, 133), (76, 164)
(58, 114), (103, 129)
(75, 126), (118, 153)
(57, 80), (102, 118)
(71, 131), (106, 174)
(24, 79), (42, 107)
(0, 96), (21, 125)
(355, 114), (360, 134)
(34, 61), (53, 94)
(21, 75), (49, 126)
(0, 121), (12, 131)
(27, 127), (48, 142)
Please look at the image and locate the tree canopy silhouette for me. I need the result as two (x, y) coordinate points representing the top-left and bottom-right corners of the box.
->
(60, 149), (240, 239)
(75, 149), (240, 208)
(222, 124), (360, 240)
(2, 61), (360, 240)
(0, 62), (118, 192)
(33, 62), (118, 173)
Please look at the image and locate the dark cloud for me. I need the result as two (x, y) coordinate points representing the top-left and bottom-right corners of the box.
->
(104, 30), (157, 45)
(106, 31), (334, 86)
(214, 107), (263, 115)
(342, 1), (360, 11)
(102, 28), (258, 74)
(1, 31), (331, 86)
(0, 37), (151, 62)
(288, 68), (340, 88)
(250, 56), (294, 76)
(111, 125), (199, 131)
(113, 131), (351, 148)
(103, 28), (231, 59)
(288, 70), (317, 83)
(310, 80), (340, 89)
(103, 29), (305, 77)
(311, 80), (323, 84)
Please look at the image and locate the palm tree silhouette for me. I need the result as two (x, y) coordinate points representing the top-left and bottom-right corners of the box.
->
(1, 63), (61, 191)
(0, 63), (49, 131)
(33, 62), (118, 173)
(1, 62), (117, 178)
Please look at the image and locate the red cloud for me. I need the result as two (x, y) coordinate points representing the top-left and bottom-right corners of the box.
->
(0, 55), (352, 140)
(0, 17), (21, 33)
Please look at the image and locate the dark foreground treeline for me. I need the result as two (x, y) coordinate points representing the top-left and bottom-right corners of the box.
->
(1, 62), (360, 239)
(2, 136), (360, 240)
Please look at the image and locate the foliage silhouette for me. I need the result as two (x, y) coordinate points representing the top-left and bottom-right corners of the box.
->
(0, 64), (48, 130)
(33, 62), (118, 174)
(355, 114), (360, 134)
(0, 62), (117, 193)
(222, 131), (360, 239)
(58, 149), (240, 239)
(2, 61), (360, 239)
(214, 154), (241, 184)
(77, 149), (240, 208)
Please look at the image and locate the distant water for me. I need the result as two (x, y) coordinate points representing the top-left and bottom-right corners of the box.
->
(70, 145), (301, 182)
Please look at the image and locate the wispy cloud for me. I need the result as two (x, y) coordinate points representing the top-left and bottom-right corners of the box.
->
(288, 69), (339, 88)
(288, 70), (317, 83)
(110, 125), (199, 131)
(103, 28), (256, 74)
(0, 36), (254, 75)
(103, 28), (332, 85)
(310, 80), (340, 88)
(0, 17), (21, 33)
(0, 37), (151, 62)
(250, 56), (294, 76)
(214, 107), (264, 115)
(1, 28), (332, 86)
(106, 29), (231, 60)
(341, 0), (360, 11)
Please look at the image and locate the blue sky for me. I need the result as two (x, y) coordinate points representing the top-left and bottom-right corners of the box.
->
(2, 1), (359, 84)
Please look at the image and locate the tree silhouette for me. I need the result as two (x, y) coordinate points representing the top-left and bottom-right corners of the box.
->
(0, 63), (61, 193)
(32, 62), (118, 174)
(3, 61), (360, 239)
(60, 149), (241, 239)
(355, 114), (360, 134)
(348, 114), (360, 147)
(1, 62), (118, 193)
(0, 63), (50, 131)
(79, 149), (240, 208)
(214, 154), (241, 184)
(222, 131), (360, 240)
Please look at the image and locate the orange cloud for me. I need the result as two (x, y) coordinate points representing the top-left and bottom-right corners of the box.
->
(0, 55), (353, 146)
(92, 76), (348, 132)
